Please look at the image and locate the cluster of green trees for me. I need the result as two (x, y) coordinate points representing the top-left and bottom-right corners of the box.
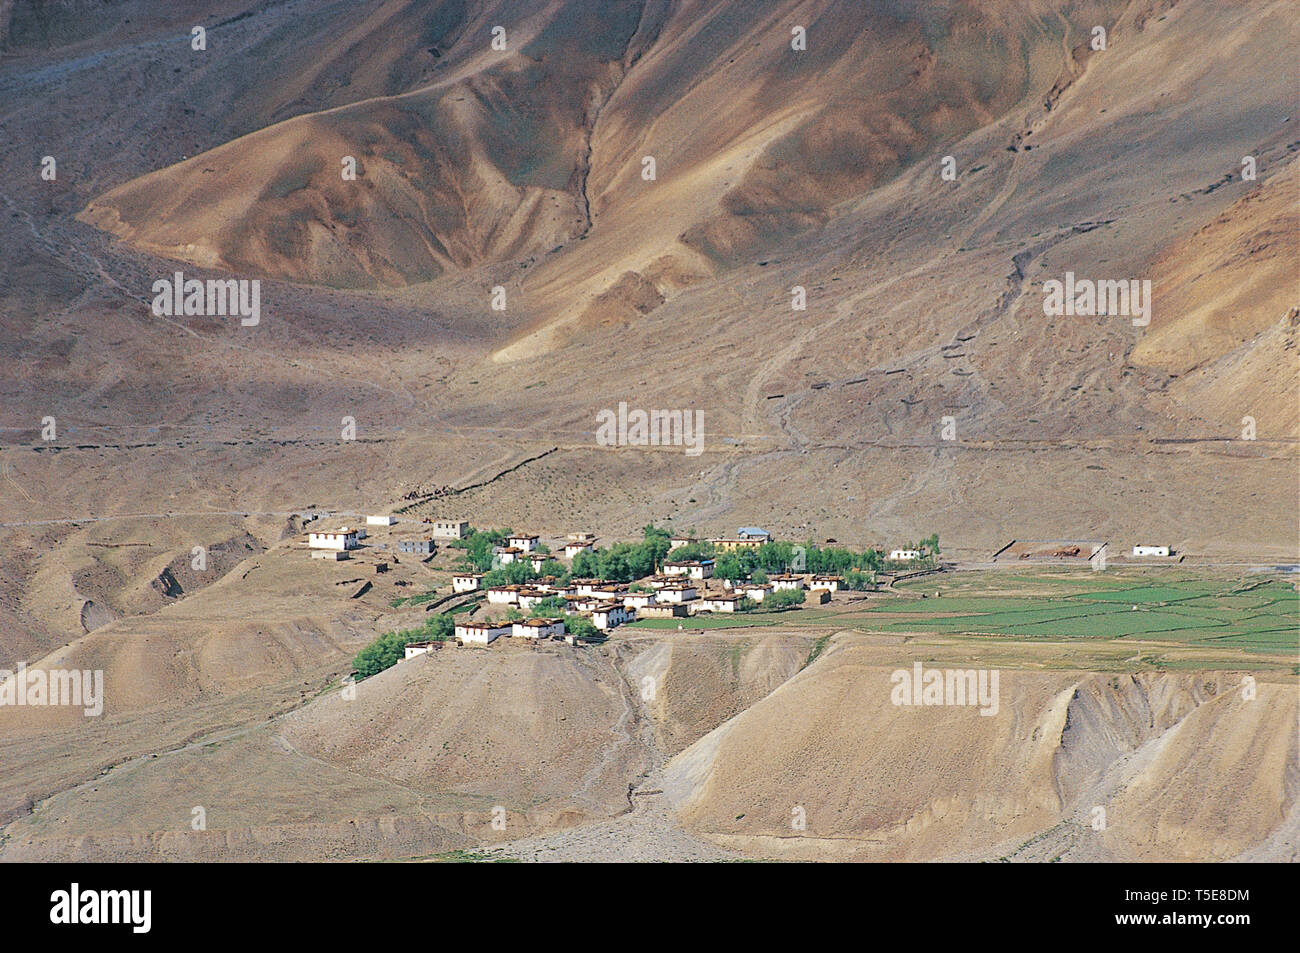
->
(670, 541), (887, 581)
(449, 527), (511, 572)
(353, 612), (456, 679)
(887, 534), (941, 568)
(761, 587), (806, 610)
(565, 615), (600, 640)
(479, 559), (568, 589)
(570, 525), (671, 581)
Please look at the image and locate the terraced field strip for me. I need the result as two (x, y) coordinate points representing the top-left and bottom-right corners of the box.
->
(838, 574), (1298, 652)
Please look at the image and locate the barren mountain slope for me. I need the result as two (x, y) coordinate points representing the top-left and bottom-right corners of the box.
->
(661, 641), (1298, 862)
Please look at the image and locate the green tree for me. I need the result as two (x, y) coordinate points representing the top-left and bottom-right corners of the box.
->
(529, 595), (567, 616)
(713, 554), (746, 581)
(566, 615), (600, 640)
(571, 550), (599, 578)
(764, 587), (806, 610)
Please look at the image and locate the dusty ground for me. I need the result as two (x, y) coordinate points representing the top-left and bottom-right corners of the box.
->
(0, 0), (1295, 861)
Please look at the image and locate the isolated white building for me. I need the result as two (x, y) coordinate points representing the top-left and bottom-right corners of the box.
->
(564, 541), (594, 558)
(404, 641), (440, 659)
(366, 515), (397, 526)
(889, 549), (922, 561)
(432, 520), (469, 539)
(811, 575), (843, 591)
(308, 528), (359, 551)
(1132, 545), (1171, 557)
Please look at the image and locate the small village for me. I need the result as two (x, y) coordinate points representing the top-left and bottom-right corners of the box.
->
(299, 516), (953, 671)
(297, 515), (1182, 682)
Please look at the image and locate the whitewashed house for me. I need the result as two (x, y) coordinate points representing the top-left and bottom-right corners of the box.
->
(564, 540), (595, 558)
(512, 618), (565, 639)
(695, 594), (743, 613)
(638, 603), (688, 619)
(1132, 545), (1171, 557)
(623, 592), (657, 610)
(669, 535), (696, 549)
(308, 527), (359, 551)
(770, 574), (806, 591)
(889, 549), (922, 561)
(655, 583), (698, 603)
(495, 546), (522, 565)
(452, 572), (483, 593)
(516, 588), (552, 612)
(737, 582), (773, 602)
(455, 621), (511, 645)
(487, 585), (522, 605)
(591, 602), (633, 630)
(404, 641), (440, 659)
(432, 520), (470, 539)
(366, 515), (397, 526)
(811, 575), (843, 592)
(664, 559), (714, 580)
(507, 533), (540, 553)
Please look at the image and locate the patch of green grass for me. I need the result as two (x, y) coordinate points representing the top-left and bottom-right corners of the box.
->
(803, 633), (832, 670)
(624, 616), (780, 630)
(841, 573), (1298, 653)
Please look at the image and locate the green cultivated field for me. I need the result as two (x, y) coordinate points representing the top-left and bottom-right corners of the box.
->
(863, 573), (1298, 653)
(618, 572), (1298, 660)
(625, 615), (782, 630)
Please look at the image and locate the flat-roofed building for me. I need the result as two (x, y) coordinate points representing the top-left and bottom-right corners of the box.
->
(308, 527), (360, 551)
(638, 603), (688, 619)
(736, 582), (773, 602)
(664, 559), (714, 580)
(695, 595), (744, 613)
(512, 618), (565, 639)
(507, 533), (540, 553)
(452, 572), (483, 593)
(454, 621), (511, 645)
(655, 583), (698, 603)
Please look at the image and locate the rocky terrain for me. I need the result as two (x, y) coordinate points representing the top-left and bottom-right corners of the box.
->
(0, 0), (1295, 861)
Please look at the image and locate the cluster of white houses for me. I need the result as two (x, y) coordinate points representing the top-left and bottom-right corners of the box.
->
(313, 521), (938, 651)
(448, 561), (847, 635)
